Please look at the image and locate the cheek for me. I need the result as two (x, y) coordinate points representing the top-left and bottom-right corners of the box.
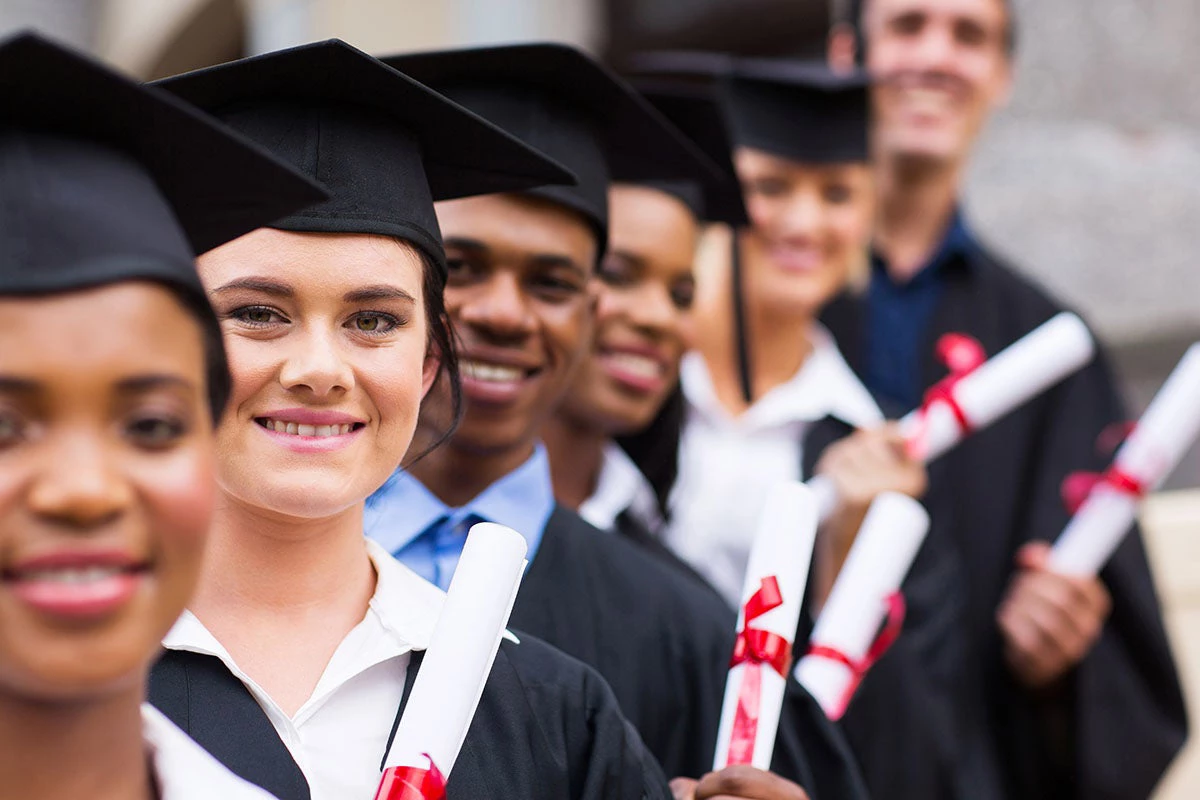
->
(130, 444), (217, 559)
(746, 196), (781, 234)
(366, 340), (432, 435)
(220, 335), (278, 412)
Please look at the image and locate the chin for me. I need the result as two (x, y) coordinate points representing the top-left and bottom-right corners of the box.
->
(229, 472), (375, 521)
(450, 418), (536, 459)
(2, 636), (150, 704)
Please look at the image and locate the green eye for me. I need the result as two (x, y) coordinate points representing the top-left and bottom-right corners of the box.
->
(357, 316), (380, 332)
(348, 312), (402, 336)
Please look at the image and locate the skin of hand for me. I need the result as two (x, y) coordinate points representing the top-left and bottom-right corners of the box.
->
(812, 423), (929, 603)
(670, 766), (809, 800)
(997, 541), (1113, 689)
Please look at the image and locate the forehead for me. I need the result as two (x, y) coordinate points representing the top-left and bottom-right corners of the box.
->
(436, 194), (598, 267)
(197, 229), (425, 296)
(0, 283), (205, 379)
(866, 0), (1007, 24)
(609, 186), (696, 256)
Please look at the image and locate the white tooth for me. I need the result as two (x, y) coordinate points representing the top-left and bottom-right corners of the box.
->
(611, 353), (661, 379)
(286, 423), (298, 435)
(296, 424), (315, 437)
(463, 361), (523, 382)
(316, 425), (333, 437)
(338, 425), (349, 435)
(273, 420), (287, 433)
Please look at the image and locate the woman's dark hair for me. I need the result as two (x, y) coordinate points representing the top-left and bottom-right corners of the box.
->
(404, 246), (464, 464)
(616, 385), (685, 521)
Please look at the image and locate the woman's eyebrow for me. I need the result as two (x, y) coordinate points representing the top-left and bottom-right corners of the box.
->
(0, 376), (37, 394)
(343, 285), (417, 304)
(210, 277), (293, 297)
(115, 375), (196, 394)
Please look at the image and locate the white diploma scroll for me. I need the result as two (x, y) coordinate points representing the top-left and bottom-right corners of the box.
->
(809, 312), (1095, 522)
(1050, 343), (1200, 576)
(714, 482), (818, 771)
(380, 523), (528, 790)
(794, 493), (930, 720)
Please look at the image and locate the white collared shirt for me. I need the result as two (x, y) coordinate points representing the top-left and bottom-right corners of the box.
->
(578, 442), (664, 534)
(162, 540), (444, 800)
(144, 704), (281, 799)
(664, 325), (883, 605)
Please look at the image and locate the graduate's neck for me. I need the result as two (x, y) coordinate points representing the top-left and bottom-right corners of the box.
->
(409, 433), (538, 509)
(192, 494), (374, 618)
(0, 684), (153, 800)
(542, 412), (608, 511)
(875, 152), (963, 283)
(695, 233), (816, 416)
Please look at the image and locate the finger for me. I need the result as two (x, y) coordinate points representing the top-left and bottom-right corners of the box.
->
(1020, 574), (1103, 648)
(1015, 541), (1052, 570)
(1010, 582), (1085, 665)
(671, 777), (699, 800)
(695, 765), (809, 800)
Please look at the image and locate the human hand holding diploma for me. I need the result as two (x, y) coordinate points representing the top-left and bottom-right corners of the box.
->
(809, 312), (1096, 521)
(794, 493), (930, 720)
(1050, 342), (1200, 576)
(374, 523), (528, 800)
(713, 483), (818, 771)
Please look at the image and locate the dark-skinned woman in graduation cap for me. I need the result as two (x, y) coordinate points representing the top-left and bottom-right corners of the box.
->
(0, 32), (328, 799)
(613, 55), (982, 799)
(368, 43), (868, 800)
(145, 40), (673, 800)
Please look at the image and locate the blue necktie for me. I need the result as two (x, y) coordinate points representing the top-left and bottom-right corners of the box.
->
(401, 512), (487, 590)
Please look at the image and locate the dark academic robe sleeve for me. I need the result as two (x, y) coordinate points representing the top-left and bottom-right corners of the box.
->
(824, 245), (1188, 800)
(515, 505), (870, 800)
(149, 634), (671, 800)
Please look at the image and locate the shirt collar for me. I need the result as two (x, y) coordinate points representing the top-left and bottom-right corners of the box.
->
(578, 442), (663, 532)
(681, 324), (883, 432)
(163, 540), (445, 660)
(873, 208), (976, 285)
(143, 704), (279, 799)
(364, 445), (556, 559)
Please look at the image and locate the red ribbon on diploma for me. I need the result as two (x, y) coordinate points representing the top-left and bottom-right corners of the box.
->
(806, 592), (907, 721)
(907, 333), (986, 460)
(374, 754), (447, 800)
(726, 576), (793, 766)
(1061, 467), (1147, 515)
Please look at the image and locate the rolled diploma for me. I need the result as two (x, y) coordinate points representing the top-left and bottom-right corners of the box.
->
(382, 522), (528, 780)
(713, 482), (818, 771)
(1050, 342), (1200, 576)
(808, 312), (1095, 522)
(794, 493), (930, 720)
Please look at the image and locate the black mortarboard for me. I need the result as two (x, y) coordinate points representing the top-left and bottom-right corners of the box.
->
(0, 31), (327, 309)
(630, 52), (871, 164)
(382, 43), (723, 253)
(631, 81), (747, 227)
(154, 39), (576, 279)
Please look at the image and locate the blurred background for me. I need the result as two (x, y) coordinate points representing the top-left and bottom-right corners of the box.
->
(3, 0), (1199, 795)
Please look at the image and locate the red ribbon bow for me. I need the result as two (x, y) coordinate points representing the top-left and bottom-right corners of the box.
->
(1060, 422), (1154, 515)
(375, 755), (447, 800)
(806, 592), (907, 721)
(725, 577), (793, 766)
(907, 333), (987, 460)
(1061, 467), (1147, 515)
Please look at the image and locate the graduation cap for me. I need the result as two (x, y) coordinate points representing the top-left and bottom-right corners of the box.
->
(631, 80), (748, 227)
(0, 30), (328, 309)
(154, 39), (577, 279)
(381, 42), (725, 253)
(631, 53), (870, 404)
(629, 51), (871, 164)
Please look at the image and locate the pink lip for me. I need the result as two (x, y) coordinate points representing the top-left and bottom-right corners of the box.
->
(461, 373), (534, 407)
(255, 422), (364, 453)
(3, 551), (145, 621)
(598, 351), (668, 395)
(257, 408), (365, 426)
(770, 246), (823, 274)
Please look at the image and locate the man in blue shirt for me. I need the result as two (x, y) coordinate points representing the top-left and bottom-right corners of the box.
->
(826, 2), (1186, 799)
(365, 43), (868, 799)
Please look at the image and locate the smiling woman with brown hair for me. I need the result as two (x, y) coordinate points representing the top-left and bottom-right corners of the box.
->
(0, 31), (326, 799)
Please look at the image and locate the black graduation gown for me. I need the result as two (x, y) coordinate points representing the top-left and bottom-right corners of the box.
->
(802, 416), (975, 800)
(822, 238), (1188, 800)
(148, 634), (671, 800)
(513, 505), (870, 800)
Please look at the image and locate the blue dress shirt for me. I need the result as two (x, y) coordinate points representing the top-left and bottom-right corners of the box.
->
(364, 445), (556, 590)
(864, 211), (974, 412)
